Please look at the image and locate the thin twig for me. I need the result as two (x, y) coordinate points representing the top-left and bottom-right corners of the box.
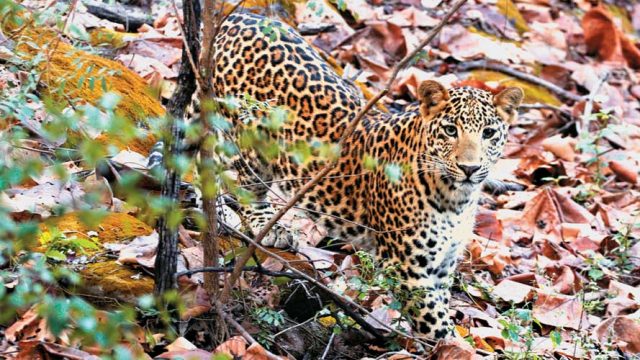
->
(222, 0), (468, 303)
(320, 332), (335, 360)
(171, 0), (205, 88)
(176, 265), (305, 279)
(458, 60), (583, 103)
(214, 301), (281, 360)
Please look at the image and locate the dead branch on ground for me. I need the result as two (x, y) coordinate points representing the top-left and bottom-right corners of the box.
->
(458, 60), (583, 102)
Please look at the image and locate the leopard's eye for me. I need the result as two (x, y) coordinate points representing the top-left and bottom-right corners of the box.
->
(443, 125), (457, 137)
(482, 128), (496, 139)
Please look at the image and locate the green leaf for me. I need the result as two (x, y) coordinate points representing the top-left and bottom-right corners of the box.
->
(384, 163), (403, 183)
(588, 267), (604, 281)
(363, 154), (378, 170)
(68, 23), (89, 41)
(99, 92), (121, 110)
(71, 237), (100, 250)
(209, 113), (232, 131)
(550, 330), (562, 347)
(515, 309), (531, 322)
(45, 249), (67, 261)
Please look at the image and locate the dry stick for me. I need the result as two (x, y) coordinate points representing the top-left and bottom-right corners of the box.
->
(458, 60), (583, 103)
(579, 71), (610, 136)
(214, 301), (281, 360)
(198, 0), (248, 299)
(222, 0), (468, 303)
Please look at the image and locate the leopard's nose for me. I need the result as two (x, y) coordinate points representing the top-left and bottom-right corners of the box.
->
(457, 164), (480, 177)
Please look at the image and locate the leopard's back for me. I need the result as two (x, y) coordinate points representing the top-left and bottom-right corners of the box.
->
(213, 12), (363, 143)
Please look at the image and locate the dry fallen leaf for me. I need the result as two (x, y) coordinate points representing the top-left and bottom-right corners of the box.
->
(492, 279), (534, 303)
(2, 181), (86, 219)
(533, 292), (588, 330)
(541, 135), (577, 161)
(608, 160), (638, 184)
(214, 336), (249, 358)
(432, 337), (477, 360)
(592, 315), (640, 354)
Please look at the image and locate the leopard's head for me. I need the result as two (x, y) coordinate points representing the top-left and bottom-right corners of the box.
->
(417, 80), (523, 192)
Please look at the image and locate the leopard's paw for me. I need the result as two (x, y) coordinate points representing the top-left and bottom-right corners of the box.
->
(260, 223), (298, 250)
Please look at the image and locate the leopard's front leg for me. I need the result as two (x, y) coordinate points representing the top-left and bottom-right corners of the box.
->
(381, 230), (461, 340)
(408, 283), (454, 339)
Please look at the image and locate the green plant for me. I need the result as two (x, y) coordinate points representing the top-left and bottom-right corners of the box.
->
(39, 229), (99, 261)
(576, 109), (621, 185)
(251, 307), (285, 348)
(498, 307), (542, 360)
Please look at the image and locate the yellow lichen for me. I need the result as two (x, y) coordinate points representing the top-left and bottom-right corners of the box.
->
(468, 70), (561, 106)
(496, 0), (529, 34)
(88, 28), (130, 49)
(41, 212), (153, 244)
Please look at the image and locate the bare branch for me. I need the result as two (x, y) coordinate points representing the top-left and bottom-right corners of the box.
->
(458, 60), (583, 103)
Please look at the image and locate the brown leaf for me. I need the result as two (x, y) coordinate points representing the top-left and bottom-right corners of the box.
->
(561, 223), (606, 252)
(606, 281), (640, 317)
(297, 246), (338, 270)
(609, 160), (638, 184)
(620, 32), (640, 70)
(432, 337), (477, 360)
(156, 349), (214, 360)
(582, 6), (640, 69)
(582, 7), (623, 63)
(533, 292), (588, 330)
(3, 181), (86, 220)
(541, 135), (577, 161)
(245, 342), (271, 360)
(547, 265), (582, 295)
(592, 315), (640, 353)
(475, 208), (503, 241)
(118, 232), (158, 268)
(511, 188), (594, 243)
(214, 336), (248, 358)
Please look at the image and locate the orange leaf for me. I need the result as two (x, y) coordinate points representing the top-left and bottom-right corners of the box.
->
(582, 7), (621, 62)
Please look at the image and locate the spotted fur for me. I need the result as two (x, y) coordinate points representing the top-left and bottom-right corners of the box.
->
(209, 12), (523, 339)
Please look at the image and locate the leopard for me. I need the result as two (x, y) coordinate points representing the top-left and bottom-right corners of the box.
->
(189, 11), (522, 339)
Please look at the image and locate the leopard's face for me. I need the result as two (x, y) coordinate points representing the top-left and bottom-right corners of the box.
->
(418, 82), (523, 193)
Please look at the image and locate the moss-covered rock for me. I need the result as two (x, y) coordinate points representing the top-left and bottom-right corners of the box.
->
(2, 8), (164, 153)
(78, 261), (154, 304)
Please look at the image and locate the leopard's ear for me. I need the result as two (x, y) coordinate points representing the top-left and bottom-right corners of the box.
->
(493, 87), (524, 124)
(418, 80), (449, 118)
